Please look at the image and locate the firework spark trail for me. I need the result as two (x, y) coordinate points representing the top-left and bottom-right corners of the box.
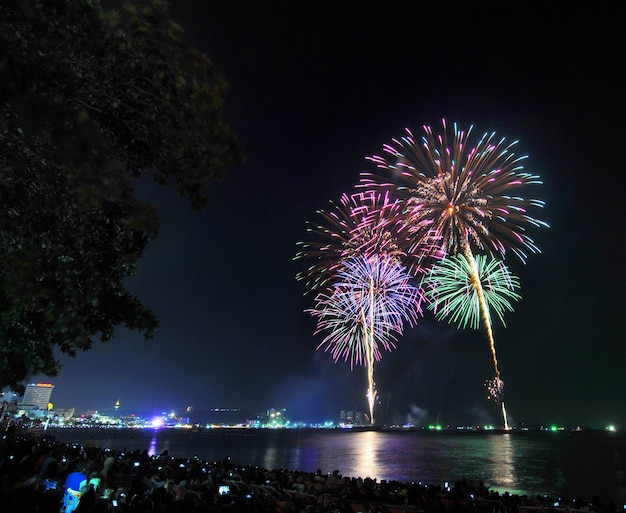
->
(431, 253), (520, 428)
(364, 120), (546, 429)
(297, 190), (429, 424)
(425, 251), (521, 429)
(427, 253), (521, 330)
(426, 252), (520, 375)
(307, 253), (423, 424)
(366, 275), (376, 423)
(467, 250), (499, 377)
(465, 250), (508, 429)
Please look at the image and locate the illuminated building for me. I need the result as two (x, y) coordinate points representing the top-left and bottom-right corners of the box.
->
(267, 408), (289, 427)
(340, 409), (365, 425)
(21, 383), (54, 410)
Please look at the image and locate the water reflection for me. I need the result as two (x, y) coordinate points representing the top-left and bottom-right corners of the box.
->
(261, 441), (278, 470)
(487, 433), (518, 493)
(49, 427), (624, 504)
(148, 429), (158, 457)
(261, 432), (320, 472)
(353, 432), (385, 479)
(324, 431), (525, 492)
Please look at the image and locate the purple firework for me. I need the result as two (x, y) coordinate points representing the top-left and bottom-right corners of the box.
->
(296, 189), (430, 424)
(307, 252), (424, 368)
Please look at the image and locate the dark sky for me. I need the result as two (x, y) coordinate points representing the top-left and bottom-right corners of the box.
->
(31, 4), (625, 429)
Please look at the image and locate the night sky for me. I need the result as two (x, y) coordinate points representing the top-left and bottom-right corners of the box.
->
(30, 4), (624, 429)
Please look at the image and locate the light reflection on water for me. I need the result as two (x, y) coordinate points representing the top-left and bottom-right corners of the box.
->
(353, 431), (384, 480)
(48, 428), (626, 505)
(148, 430), (158, 457)
(487, 434), (520, 494)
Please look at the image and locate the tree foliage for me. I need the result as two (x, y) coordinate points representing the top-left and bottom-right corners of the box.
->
(0, 0), (243, 393)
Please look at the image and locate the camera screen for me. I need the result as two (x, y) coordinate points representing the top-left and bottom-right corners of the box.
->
(218, 485), (230, 495)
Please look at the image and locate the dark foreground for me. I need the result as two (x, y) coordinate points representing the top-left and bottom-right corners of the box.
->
(0, 428), (621, 513)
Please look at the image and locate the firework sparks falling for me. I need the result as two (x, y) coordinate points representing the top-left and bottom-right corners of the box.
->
(485, 376), (505, 403)
(485, 376), (508, 425)
(362, 120), (548, 429)
(307, 253), (424, 423)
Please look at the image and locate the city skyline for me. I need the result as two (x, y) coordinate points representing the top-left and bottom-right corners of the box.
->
(4, 382), (619, 432)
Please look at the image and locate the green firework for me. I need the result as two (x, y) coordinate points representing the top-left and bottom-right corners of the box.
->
(425, 253), (521, 329)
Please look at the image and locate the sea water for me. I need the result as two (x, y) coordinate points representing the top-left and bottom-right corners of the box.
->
(44, 427), (626, 506)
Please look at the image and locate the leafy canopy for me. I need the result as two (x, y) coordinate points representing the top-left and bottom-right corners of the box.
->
(0, 0), (243, 393)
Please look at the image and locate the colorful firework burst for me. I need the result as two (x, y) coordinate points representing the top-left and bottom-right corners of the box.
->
(425, 253), (519, 409)
(308, 253), (424, 367)
(361, 120), (549, 263)
(307, 252), (423, 423)
(296, 189), (429, 424)
(295, 190), (418, 293)
(361, 120), (548, 429)
(425, 253), (521, 330)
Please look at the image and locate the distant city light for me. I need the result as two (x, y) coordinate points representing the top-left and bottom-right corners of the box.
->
(3, 383), (622, 431)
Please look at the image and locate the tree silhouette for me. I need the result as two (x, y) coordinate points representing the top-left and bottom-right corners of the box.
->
(0, 0), (243, 392)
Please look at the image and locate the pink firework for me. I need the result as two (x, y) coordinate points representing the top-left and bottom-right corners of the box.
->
(295, 189), (425, 293)
(361, 120), (548, 263)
